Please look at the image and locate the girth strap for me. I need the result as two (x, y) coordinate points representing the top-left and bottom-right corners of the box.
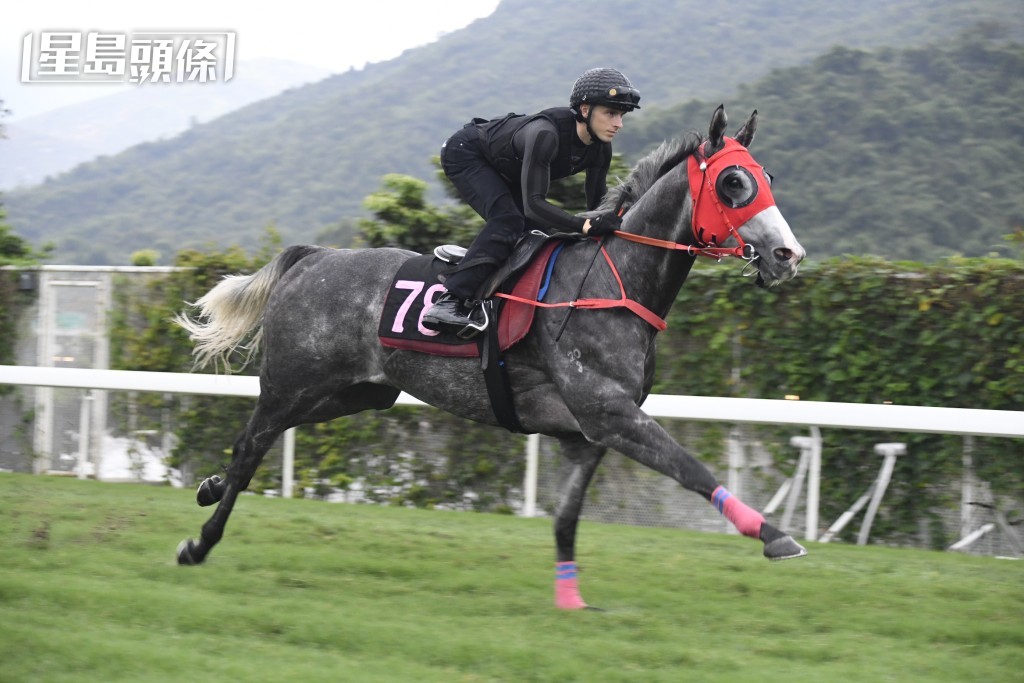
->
(495, 243), (667, 332)
(476, 300), (527, 433)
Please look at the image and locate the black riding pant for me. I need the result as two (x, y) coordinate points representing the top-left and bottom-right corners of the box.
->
(439, 127), (526, 300)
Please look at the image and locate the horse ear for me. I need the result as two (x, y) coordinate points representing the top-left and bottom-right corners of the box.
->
(707, 104), (728, 156)
(734, 110), (758, 148)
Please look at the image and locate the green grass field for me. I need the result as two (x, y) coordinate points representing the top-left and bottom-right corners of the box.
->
(1, 473), (1020, 682)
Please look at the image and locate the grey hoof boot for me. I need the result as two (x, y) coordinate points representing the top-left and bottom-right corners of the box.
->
(764, 535), (808, 561)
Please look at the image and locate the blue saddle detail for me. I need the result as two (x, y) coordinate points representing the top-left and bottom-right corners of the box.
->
(537, 243), (565, 302)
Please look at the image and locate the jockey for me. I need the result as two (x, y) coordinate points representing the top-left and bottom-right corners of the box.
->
(423, 67), (641, 333)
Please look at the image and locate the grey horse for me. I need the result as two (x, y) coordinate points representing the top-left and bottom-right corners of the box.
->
(174, 105), (808, 609)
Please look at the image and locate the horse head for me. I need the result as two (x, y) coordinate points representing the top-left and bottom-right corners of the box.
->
(596, 105), (804, 288)
(694, 105), (805, 286)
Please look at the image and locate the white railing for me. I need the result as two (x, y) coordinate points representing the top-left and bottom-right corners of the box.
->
(5, 365), (1022, 436)
(2, 365), (1022, 547)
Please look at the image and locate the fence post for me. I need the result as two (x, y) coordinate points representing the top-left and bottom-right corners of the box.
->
(806, 426), (822, 541)
(77, 390), (93, 479)
(857, 443), (905, 545)
(523, 433), (539, 517)
(282, 428), (295, 499)
(769, 427), (822, 541)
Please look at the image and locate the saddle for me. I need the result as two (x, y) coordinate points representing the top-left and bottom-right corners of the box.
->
(377, 230), (580, 357)
(377, 230), (582, 433)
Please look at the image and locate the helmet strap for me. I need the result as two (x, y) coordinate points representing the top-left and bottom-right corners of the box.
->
(583, 106), (598, 145)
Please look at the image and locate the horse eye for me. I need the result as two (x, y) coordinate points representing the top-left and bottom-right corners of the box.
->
(715, 166), (758, 209)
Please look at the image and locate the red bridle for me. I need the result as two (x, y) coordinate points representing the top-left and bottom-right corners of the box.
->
(613, 136), (774, 261)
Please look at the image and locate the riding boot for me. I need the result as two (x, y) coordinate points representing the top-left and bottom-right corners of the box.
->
(423, 293), (487, 336)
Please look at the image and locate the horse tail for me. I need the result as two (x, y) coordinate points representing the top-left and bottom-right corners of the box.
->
(174, 245), (325, 372)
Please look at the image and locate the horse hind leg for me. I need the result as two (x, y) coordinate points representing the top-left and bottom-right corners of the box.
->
(191, 381), (401, 509)
(177, 383), (400, 566)
(176, 406), (285, 565)
(552, 436), (606, 610)
(196, 474), (226, 507)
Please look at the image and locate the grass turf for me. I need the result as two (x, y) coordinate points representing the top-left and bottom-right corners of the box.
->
(1, 473), (1021, 682)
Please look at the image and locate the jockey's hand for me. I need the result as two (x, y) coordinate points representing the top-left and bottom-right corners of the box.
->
(586, 211), (622, 236)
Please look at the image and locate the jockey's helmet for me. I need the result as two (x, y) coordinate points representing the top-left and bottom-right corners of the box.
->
(570, 68), (641, 120)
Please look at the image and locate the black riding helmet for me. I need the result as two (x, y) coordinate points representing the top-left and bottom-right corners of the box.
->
(569, 68), (640, 143)
(570, 67), (641, 119)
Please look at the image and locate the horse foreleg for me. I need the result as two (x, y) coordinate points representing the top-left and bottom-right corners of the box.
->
(552, 436), (606, 610)
(576, 400), (806, 561)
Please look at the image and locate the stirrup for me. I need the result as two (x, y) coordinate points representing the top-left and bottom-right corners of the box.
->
(455, 301), (489, 339)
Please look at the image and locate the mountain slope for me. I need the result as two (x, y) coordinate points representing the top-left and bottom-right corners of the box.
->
(5, 0), (1023, 264)
(0, 59), (331, 191)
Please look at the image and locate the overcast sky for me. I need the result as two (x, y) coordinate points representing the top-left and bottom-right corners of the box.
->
(2, 1), (500, 120)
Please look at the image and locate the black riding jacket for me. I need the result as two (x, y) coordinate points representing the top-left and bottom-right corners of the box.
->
(475, 107), (611, 233)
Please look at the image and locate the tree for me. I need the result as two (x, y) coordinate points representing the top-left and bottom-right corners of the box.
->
(357, 173), (482, 253)
(0, 102), (52, 266)
(0, 100), (54, 371)
(0, 217), (47, 266)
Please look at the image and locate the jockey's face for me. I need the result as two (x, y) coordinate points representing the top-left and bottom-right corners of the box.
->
(580, 104), (626, 144)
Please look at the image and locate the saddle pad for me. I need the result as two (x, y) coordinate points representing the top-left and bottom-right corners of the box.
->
(377, 241), (559, 357)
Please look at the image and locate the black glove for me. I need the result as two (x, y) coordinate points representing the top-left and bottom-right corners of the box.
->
(587, 210), (622, 236)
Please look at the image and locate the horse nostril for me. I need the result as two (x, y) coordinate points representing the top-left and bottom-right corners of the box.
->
(774, 247), (793, 262)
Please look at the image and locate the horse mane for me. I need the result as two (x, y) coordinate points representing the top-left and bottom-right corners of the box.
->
(598, 132), (703, 213)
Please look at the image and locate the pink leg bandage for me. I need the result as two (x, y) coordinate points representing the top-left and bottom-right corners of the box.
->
(555, 561), (588, 610)
(712, 486), (764, 538)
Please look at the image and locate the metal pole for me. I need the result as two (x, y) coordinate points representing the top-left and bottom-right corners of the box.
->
(781, 440), (810, 533)
(282, 428), (295, 499)
(961, 436), (975, 540)
(523, 433), (539, 517)
(857, 443), (905, 545)
(92, 274), (112, 481)
(806, 426), (822, 541)
(949, 523), (995, 552)
(33, 274), (55, 473)
(77, 390), (92, 479)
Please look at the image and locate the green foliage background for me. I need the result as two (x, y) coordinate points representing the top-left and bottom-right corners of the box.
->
(657, 257), (1023, 545)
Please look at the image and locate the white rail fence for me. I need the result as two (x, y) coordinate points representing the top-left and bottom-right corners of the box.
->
(2, 364), (1022, 551)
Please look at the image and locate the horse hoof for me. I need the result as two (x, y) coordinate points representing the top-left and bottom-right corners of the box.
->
(176, 539), (202, 565)
(196, 476), (223, 507)
(764, 535), (808, 561)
